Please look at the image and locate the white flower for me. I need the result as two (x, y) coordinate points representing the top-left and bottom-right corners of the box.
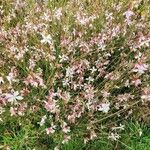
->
(41, 34), (53, 44)
(90, 130), (97, 140)
(54, 146), (59, 150)
(108, 132), (120, 141)
(62, 78), (70, 86)
(97, 103), (110, 113)
(59, 54), (68, 62)
(141, 94), (150, 100)
(123, 10), (134, 20)
(105, 11), (113, 20)
(6, 73), (17, 84)
(39, 115), (47, 126)
(90, 66), (97, 74)
(10, 107), (16, 116)
(0, 107), (5, 114)
(139, 129), (142, 137)
(41, 11), (51, 21)
(54, 8), (62, 20)
(123, 10), (134, 25)
(86, 76), (94, 83)
(132, 63), (149, 74)
(66, 67), (74, 78)
(135, 52), (142, 59)
(5, 91), (23, 104)
(112, 124), (125, 131)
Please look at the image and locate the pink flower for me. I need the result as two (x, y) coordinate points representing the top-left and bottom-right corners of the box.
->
(61, 122), (70, 133)
(0, 95), (6, 106)
(10, 107), (17, 116)
(46, 123), (56, 134)
(132, 63), (149, 74)
(6, 67), (18, 84)
(62, 135), (71, 144)
(24, 73), (45, 88)
(21, 88), (30, 96)
(17, 102), (27, 116)
(67, 114), (76, 123)
(41, 11), (51, 21)
(101, 90), (110, 98)
(44, 100), (58, 113)
(131, 78), (141, 86)
(141, 87), (150, 101)
(104, 73), (114, 80)
(84, 84), (95, 101)
(46, 127), (55, 134)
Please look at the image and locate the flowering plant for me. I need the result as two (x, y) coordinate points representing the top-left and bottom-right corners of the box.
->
(0, 0), (149, 149)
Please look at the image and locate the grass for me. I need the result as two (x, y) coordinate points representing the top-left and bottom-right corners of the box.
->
(0, 120), (149, 150)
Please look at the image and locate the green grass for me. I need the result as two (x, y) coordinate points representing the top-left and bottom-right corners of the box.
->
(0, 120), (149, 150)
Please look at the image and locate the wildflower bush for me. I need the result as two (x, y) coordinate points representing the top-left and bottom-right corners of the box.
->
(0, 0), (150, 149)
